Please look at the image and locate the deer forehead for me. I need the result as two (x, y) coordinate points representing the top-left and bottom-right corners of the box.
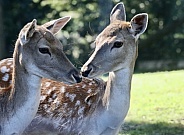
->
(96, 21), (131, 45)
(28, 26), (60, 48)
(39, 28), (56, 43)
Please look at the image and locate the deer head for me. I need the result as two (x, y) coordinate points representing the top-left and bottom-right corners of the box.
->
(0, 17), (82, 135)
(81, 3), (148, 78)
(16, 17), (81, 84)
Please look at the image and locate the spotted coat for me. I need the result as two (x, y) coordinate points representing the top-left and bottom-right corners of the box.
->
(0, 59), (13, 94)
(0, 58), (106, 133)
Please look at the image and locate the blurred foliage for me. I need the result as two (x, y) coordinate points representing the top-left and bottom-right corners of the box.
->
(1, 0), (184, 69)
(2, 0), (53, 56)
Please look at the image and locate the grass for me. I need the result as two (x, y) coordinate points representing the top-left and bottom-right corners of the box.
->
(112, 70), (184, 135)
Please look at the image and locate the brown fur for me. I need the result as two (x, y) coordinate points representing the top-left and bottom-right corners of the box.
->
(0, 58), (106, 124)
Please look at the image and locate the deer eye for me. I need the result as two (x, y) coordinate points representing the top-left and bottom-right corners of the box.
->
(113, 41), (124, 48)
(39, 48), (51, 56)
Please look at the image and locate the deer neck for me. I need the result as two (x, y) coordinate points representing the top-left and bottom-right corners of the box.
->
(2, 45), (41, 134)
(11, 65), (41, 112)
(102, 66), (134, 117)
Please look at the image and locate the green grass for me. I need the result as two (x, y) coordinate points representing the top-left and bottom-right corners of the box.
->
(114, 70), (184, 135)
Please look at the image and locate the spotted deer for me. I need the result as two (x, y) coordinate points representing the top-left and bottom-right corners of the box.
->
(0, 2), (148, 135)
(0, 17), (82, 135)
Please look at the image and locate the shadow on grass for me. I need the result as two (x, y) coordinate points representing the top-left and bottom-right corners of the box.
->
(120, 121), (184, 135)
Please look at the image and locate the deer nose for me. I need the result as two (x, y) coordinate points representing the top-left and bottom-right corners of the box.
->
(71, 70), (82, 83)
(81, 65), (93, 77)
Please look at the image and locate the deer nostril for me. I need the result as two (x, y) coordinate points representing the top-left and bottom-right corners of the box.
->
(82, 68), (92, 77)
(69, 69), (82, 83)
(72, 73), (82, 83)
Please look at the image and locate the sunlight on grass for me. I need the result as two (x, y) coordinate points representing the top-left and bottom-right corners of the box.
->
(116, 70), (184, 135)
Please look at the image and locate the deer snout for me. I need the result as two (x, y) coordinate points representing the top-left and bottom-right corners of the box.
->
(81, 64), (93, 77)
(71, 69), (82, 83)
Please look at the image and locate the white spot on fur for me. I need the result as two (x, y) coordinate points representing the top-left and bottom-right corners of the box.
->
(46, 108), (51, 113)
(47, 89), (52, 94)
(87, 100), (92, 106)
(65, 93), (76, 102)
(43, 104), (48, 109)
(53, 98), (60, 108)
(52, 86), (56, 90)
(1, 66), (10, 73)
(53, 98), (58, 104)
(52, 93), (57, 98)
(40, 95), (46, 101)
(87, 89), (92, 93)
(68, 94), (76, 102)
(45, 82), (51, 87)
(2, 73), (9, 81)
(89, 82), (93, 85)
(78, 106), (85, 115)
(60, 86), (65, 93)
(75, 100), (80, 106)
(48, 98), (53, 102)
(82, 84), (86, 88)
(65, 92), (69, 97)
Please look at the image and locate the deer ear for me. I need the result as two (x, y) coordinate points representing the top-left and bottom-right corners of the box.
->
(42, 16), (71, 35)
(19, 19), (37, 45)
(110, 2), (126, 23)
(130, 13), (148, 39)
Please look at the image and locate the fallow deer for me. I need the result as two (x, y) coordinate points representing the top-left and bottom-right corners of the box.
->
(0, 2), (148, 135)
(0, 17), (81, 135)
(81, 2), (148, 134)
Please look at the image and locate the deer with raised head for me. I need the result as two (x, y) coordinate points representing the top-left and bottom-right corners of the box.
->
(0, 17), (82, 135)
(0, 2), (148, 135)
(81, 2), (148, 134)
